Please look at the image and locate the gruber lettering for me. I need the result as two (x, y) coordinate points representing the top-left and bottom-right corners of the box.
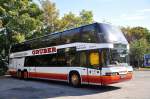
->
(32, 47), (57, 55)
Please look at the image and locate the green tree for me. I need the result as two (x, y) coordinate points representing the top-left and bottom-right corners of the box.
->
(121, 27), (149, 43)
(41, 0), (94, 33)
(41, 0), (60, 34)
(0, 0), (43, 71)
(0, 0), (42, 41)
(79, 9), (93, 25)
(130, 39), (150, 67)
(60, 12), (81, 30)
(146, 32), (150, 43)
(121, 26), (150, 67)
(60, 10), (94, 30)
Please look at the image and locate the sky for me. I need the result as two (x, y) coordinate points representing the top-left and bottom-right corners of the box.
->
(34, 0), (150, 30)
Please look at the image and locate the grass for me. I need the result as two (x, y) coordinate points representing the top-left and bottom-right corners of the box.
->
(143, 66), (150, 69)
(134, 67), (150, 71)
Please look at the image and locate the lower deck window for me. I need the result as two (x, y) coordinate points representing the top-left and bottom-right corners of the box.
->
(24, 52), (78, 67)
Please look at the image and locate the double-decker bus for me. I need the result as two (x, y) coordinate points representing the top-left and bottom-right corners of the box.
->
(8, 22), (133, 87)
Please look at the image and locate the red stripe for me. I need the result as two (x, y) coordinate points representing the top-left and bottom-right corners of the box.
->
(29, 72), (68, 80)
(101, 73), (133, 85)
(9, 71), (17, 77)
(101, 75), (120, 85)
(82, 75), (102, 83)
(82, 73), (132, 85)
(8, 70), (132, 85)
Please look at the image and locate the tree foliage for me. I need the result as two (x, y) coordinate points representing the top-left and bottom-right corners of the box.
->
(121, 26), (149, 43)
(41, 0), (94, 33)
(121, 26), (150, 67)
(41, 0), (60, 34)
(60, 10), (93, 30)
(0, 0), (42, 42)
(0, 0), (43, 70)
(79, 9), (93, 25)
(130, 39), (150, 67)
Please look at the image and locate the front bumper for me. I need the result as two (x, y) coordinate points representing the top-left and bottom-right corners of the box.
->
(101, 72), (133, 85)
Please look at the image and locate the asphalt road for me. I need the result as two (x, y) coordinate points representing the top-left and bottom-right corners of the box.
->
(0, 71), (150, 99)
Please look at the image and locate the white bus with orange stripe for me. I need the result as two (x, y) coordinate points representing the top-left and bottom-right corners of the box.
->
(8, 22), (133, 87)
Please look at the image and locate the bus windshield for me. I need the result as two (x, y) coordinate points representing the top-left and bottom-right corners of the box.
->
(99, 24), (128, 44)
(109, 49), (129, 65)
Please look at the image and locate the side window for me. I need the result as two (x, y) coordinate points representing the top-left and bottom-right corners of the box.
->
(24, 48), (78, 67)
(24, 56), (36, 66)
(13, 44), (24, 52)
(57, 53), (67, 66)
(25, 54), (67, 67)
(101, 49), (109, 66)
(40, 34), (61, 47)
(47, 54), (57, 66)
(30, 39), (40, 49)
(81, 25), (97, 43)
(24, 42), (31, 51)
(58, 47), (78, 67)
(80, 52), (87, 66)
(61, 28), (81, 44)
(66, 52), (79, 67)
(50, 34), (61, 46)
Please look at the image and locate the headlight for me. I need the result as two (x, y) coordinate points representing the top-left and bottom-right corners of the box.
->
(105, 72), (118, 76)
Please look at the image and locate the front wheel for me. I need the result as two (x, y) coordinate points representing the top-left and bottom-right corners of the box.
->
(70, 73), (81, 87)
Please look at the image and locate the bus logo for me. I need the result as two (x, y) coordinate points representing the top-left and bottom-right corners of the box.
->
(32, 47), (57, 55)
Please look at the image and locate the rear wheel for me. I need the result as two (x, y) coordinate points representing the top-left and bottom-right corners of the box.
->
(70, 73), (81, 87)
(23, 71), (28, 80)
(17, 70), (22, 79)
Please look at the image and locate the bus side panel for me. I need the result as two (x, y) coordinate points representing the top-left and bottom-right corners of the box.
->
(8, 58), (24, 76)
(8, 59), (17, 76)
(28, 67), (36, 78)
(32, 67), (68, 81)
(87, 68), (101, 84)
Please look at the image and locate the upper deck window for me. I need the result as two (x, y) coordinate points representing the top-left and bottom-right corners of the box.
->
(61, 28), (81, 44)
(81, 25), (97, 43)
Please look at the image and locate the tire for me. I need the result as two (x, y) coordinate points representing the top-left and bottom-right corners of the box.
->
(23, 71), (28, 80)
(17, 71), (22, 79)
(69, 73), (81, 87)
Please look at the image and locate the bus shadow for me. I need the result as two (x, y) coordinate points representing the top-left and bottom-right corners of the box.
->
(23, 78), (121, 98)
(4, 77), (121, 99)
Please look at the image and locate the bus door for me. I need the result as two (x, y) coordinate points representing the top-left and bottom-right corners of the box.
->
(88, 50), (102, 84)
